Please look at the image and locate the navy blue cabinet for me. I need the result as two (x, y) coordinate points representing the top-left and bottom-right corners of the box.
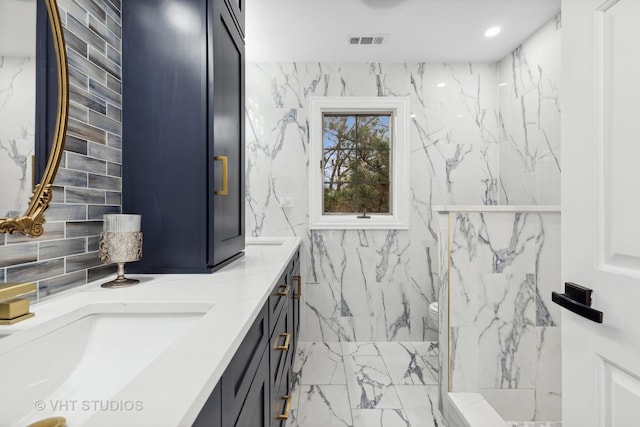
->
(122, 0), (244, 273)
(223, 0), (245, 38)
(194, 249), (300, 427)
(289, 250), (301, 357)
(192, 382), (222, 427)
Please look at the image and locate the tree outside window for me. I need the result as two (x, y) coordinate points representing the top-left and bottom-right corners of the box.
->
(322, 113), (392, 215)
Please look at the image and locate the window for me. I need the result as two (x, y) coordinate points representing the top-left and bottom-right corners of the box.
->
(309, 97), (409, 230)
(323, 113), (391, 214)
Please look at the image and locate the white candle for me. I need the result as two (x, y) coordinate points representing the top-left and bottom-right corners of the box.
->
(103, 214), (141, 233)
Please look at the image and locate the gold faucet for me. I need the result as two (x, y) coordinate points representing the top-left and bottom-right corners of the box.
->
(27, 417), (66, 427)
(0, 282), (36, 325)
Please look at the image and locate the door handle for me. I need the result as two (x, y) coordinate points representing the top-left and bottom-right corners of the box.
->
(214, 155), (228, 195)
(552, 282), (603, 323)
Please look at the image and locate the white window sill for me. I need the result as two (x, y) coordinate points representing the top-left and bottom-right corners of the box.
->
(309, 214), (409, 230)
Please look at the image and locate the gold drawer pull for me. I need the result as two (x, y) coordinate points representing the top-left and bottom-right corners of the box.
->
(276, 395), (292, 420)
(214, 155), (228, 195)
(274, 332), (291, 351)
(292, 275), (302, 300)
(274, 284), (290, 297)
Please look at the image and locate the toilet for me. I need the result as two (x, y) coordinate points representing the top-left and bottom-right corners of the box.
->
(428, 301), (439, 330)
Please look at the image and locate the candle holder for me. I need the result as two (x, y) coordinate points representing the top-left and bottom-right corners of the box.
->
(99, 214), (142, 288)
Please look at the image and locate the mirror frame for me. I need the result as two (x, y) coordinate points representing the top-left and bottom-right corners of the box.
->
(0, 0), (68, 237)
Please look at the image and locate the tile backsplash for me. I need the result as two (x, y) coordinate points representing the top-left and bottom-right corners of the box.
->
(0, 0), (122, 299)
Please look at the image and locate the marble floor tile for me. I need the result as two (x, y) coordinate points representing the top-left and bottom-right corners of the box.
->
(285, 410), (298, 427)
(292, 342), (444, 427)
(344, 355), (403, 409)
(395, 385), (440, 408)
(404, 405), (447, 427)
(413, 341), (439, 358)
(289, 370), (303, 413)
(297, 385), (354, 427)
(377, 342), (438, 385)
(352, 409), (412, 427)
(341, 342), (381, 357)
(299, 342), (346, 385)
(411, 341), (440, 381)
(396, 385), (445, 427)
(506, 423), (562, 427)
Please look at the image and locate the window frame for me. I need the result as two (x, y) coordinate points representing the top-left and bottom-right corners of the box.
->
(309, 96), (410, 230)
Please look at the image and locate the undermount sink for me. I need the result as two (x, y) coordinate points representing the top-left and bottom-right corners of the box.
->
(0, 303), (210, 426)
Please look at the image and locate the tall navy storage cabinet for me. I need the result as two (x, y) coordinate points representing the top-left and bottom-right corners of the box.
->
(122, 0), (245, 273)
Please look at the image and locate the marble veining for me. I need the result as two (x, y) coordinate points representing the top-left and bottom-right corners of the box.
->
(247, 61), (501, 344)
(441, 210), (561, 422)
(290, 342), (444, 427)
(499, 16), (561, 205)
(478, 213), (539, 273)
(296, 385), (354, 427)
(477, 273), (537, 389)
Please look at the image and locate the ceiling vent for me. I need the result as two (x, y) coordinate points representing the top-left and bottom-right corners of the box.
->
(349, 35), (385, 46)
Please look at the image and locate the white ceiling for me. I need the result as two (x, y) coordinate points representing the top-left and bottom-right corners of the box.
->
(245, 0), (561, 63)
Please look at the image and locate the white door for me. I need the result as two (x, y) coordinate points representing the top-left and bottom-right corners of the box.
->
(562, 0), (640, 426)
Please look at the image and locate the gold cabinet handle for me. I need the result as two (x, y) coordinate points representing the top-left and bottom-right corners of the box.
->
(274, 332), (291, 351)
(214, 155), (228, 195)
(292, 275), (301, 300)
(274, 283), (290, 297)
(276, 395), (292, 420)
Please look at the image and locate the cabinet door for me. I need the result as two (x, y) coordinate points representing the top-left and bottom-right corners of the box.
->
(224, 0), (245, 37)
(270, 302), (293, 394)
(192, 382), (221, 427)
(209, 0), (245, 267)
(221, 305), (268, 423)
(231, 347), (270, 427)
(272, 367), (292, 427)
(123, 0), (210, 273)
(288, 251), (301, 355)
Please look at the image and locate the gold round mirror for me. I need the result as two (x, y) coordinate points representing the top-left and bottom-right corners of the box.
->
(0, 0), (68, 237)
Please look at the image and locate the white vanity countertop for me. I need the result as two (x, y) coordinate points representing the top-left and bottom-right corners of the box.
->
(4, 236), (302, 427)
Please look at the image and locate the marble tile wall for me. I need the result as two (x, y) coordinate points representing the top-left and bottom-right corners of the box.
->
(0, 0), (122, 299)
(498, 16), (562, 205)
(439, 211), (561, 422)
(0, 57), (36, 218)
(246, 62), (501, 342)
(247, 15), (561, 344)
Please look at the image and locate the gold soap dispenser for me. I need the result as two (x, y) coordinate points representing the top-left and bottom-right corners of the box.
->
(0, 282), (36, 325)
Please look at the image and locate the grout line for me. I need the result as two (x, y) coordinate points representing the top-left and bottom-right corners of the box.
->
(294, 341), (444, 427)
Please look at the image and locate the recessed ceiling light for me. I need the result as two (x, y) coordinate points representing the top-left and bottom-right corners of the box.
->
(410, 114), (416, 118)
(436, 82), (447, 88)
(484, 26), (501, 38)
(457, 114), (464, 118)
(498, 82), (508, 87)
